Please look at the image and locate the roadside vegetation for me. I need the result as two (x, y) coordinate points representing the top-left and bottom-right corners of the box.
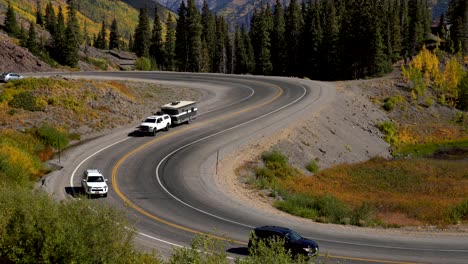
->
(245, 149), (467, 227)
(1, 77), (312, 263)
(242, 48), (468, 228)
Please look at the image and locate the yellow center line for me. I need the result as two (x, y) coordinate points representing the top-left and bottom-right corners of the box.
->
(111, 80), (420, 264)
(112, 80), (283, 244)
(327, 254), (420, 264)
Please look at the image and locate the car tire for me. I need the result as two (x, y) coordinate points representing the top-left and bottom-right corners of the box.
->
(153, 129), (157, 136)
(165, 124), (170, 131)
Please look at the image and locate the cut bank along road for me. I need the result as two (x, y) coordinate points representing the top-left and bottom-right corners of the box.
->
(48, 72), (467, 263)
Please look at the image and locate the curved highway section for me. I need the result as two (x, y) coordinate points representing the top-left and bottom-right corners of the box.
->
(62, 72), (467, 264)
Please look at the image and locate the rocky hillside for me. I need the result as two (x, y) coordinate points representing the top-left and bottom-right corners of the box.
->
(0, 32), (52, 73)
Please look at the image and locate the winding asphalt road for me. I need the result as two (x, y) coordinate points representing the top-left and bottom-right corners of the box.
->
(45, 72), (467, 263)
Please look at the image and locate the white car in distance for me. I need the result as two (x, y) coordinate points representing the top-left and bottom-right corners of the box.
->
(82, 169), (108, 198)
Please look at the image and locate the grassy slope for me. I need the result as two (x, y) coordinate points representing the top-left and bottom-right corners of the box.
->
(0, 0), (174, 41)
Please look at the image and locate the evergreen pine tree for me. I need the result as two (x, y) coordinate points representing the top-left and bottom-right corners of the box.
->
(128, 33), (133, 52)
(213, 16), (226, 73)
(320, 0), (341, 80)
(52, 6), (66, 64)
(389, 0), (402, 62)
(95, 20), (107, 49)
(201, 1), (216, 72)
(175, 2), (188, 71)
(4, 1), (20, 37)
(186, 0), (202, 72)
(271, 0), (286, 76)
(447, 0), (468, 55)
(223, 19), (233, 74)
(303, 0), (322, 78)
(44, 1), (56, 35)
(250, 8), (272, 75)
(400, 0), (410, 61)
(109, 18), (120, 50)
(63, 0), (81, 67)
(368, 0), (390, 77)
(164, 13), (176, 71)
(83, 21), (91, 52)
(407, 0), (424, 56)
(242, 24), (255, 73)
(133, 7), (151, 57)
(18, 25), (27, 47)
(285, 0), (303, 76)
(234, 25), (246, 74)
(149, 6), (164, 70)
(26, 21), (38, 54)
(36, 0), (44, 26)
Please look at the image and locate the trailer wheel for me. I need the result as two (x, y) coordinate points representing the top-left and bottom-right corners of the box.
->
(186, 117), (191, 124)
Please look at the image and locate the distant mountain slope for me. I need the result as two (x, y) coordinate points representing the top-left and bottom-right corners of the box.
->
(154, 0), (287, 26)
(120, 0), (176, 22)
(0, 0), (139, 39)
(153, 0), (448, 27)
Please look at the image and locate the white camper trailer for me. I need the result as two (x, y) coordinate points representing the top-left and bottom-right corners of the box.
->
(160, 101), (197, 125)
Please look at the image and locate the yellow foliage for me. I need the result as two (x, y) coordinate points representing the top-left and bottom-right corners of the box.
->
(442, 57), (465, 100)
(0, 144), (41, 177)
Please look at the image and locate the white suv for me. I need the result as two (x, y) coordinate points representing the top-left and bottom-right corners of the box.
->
(138, 113), (171, 136)
(0, 72), (24, 82)
(82, 169), (108, 198)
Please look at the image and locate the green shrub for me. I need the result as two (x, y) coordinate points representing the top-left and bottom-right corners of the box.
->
(315, 195), (350, 224)
(262, 150), (288, 165)
(350, 202), (376, 226)
(275, 193), (349, 224)
(275, 193), (319, 219)
(84, 56), (108, 70)
(169, 234), (228, 264)
(453, 111), (467, 124)
(246, 233), (309, 264)
(383, 95), (405, 112)
(423, 96), (434, 107)
(28, 124), (70, 150)
(8, 91), (46, 111)
(449, 200), (468, 224)
(0, 186), (154, 263)
(377, 121), (397, 144)
(382, 97), (395, 111)
(394, 138), (468, 157)
(135, 57), (151, 71)
(306, 159), (318, 173)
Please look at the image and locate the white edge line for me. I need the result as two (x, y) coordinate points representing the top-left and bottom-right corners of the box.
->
(155, 82), (309, 229)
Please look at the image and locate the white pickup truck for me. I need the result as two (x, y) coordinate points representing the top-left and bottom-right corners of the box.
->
(138, 113), (171, 136)
(82, 169), (108, 198)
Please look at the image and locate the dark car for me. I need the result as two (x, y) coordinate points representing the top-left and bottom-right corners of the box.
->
(248, 226), (319, 257)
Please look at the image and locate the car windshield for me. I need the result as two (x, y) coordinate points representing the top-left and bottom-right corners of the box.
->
(88, 176), (104, 182)
(286, 230), (302, 242)
(144, 118), (157, 123)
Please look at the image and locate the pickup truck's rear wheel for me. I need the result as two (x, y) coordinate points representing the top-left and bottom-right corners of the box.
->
(165, 123), (170, 131)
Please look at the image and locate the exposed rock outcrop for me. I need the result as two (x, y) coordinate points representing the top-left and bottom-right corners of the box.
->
(0, 32), (52, 73)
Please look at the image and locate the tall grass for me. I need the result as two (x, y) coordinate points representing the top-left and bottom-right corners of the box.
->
(394, 138), (468, 157)
(248, 150), (468, 226)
